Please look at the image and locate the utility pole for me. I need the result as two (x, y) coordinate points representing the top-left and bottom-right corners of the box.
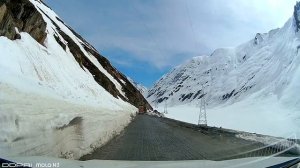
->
(198, 84), (207, 126)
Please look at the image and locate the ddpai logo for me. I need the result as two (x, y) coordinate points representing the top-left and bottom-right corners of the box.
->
(2, 162), (60, 167)
(2, 162), (32, 167)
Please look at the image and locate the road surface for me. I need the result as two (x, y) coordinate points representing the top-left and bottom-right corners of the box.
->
(80, 115), (289, 161)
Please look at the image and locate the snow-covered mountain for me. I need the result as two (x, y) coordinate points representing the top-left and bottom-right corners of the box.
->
(147, 3), (300, 137)
(0, 0), (151, 158)
(127, 77), (148, 97)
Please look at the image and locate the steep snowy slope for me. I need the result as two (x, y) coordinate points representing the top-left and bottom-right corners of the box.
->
(127, 77), (148, 97)
(0, 0), (151, 158)
(148, 3), (300, 137)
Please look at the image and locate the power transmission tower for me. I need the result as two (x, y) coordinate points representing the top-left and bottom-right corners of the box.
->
(198, 85), (207, 126)
(164, 101), (168, 114)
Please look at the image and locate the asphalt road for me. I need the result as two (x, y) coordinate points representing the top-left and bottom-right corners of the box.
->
(80, 115), (290, 161)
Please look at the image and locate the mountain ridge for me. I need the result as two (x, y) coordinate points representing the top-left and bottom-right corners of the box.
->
(146, 2), (300, 138)
(147, 3), (300, 112)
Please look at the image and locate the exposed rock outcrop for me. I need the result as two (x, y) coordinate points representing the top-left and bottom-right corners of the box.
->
(254, 33), (263, 45)
(0, 0), (47, 44)
(294, 2), (300, 32)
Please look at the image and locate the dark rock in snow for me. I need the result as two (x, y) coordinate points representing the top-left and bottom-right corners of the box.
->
(0, 0), (47, 44)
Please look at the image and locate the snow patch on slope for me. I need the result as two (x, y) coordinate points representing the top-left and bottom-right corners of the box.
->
(29, 0), (126, 98)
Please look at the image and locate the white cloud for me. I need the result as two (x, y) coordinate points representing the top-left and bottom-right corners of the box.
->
(47, 0), (298, 69)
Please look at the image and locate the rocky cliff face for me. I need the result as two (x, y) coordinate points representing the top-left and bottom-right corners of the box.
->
(0, 0), (46, 43)
(0, 0), (152, 110)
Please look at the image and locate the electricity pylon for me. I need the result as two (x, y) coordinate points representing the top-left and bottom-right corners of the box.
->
(198, 85), (207, 126)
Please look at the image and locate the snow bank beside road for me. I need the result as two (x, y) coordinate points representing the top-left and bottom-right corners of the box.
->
(0, 18), (137, 159)
(0, 34), (137, 159)
(0, 83), (136, 159)
(236, 133), (300, 155)
(0, 0), (141, 160)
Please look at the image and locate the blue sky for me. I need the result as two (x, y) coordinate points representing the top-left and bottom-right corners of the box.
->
(44, 0), (296, 87)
